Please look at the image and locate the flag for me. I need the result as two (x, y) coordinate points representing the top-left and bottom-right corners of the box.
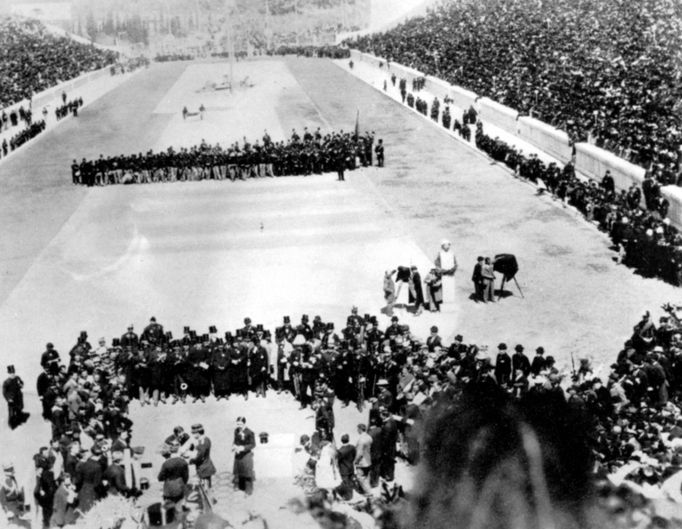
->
(354, 108), (360, 141)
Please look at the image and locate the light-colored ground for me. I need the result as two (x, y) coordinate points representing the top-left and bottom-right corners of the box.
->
(0, 57), (679, 524)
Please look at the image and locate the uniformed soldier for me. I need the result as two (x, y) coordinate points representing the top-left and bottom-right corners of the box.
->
(120, 325), (139, 348)
(141, 316), (164, 345)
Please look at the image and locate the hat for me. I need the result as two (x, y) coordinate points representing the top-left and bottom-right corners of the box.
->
(184, 326), (191, 334)
(314, 316), (322, 322)
(165, 331), (173, 340)
(2, 463), (14, 472)
(244, 317), (252, 325)
(209, 325), (217, 334)
(201, 334), (209, 343)
(7, 365), (15, 374)
(391, 316), (399, 322)
(536, 347), (544, 354)
(256, 324), (264, 332)
(301, 314), (309, 322)
(326, 322), (334, 331)
(454, 334), (463, 341)
(191, 423), (203, 433)
(377, 379), (389, 386)
(498, 343), (507, 350)
(112, 338), (120, 347)
(515, 344), (524, 352)
(283, 316), (291, 324)
(430, 326), (438, 333)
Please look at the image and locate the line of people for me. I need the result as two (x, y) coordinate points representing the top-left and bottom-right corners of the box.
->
(71, 128), (383, 187)
(475, 125), (682, 286)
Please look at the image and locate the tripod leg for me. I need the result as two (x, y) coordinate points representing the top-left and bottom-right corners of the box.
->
(498, 278), (505, 301)
(513, 277), (525, 298)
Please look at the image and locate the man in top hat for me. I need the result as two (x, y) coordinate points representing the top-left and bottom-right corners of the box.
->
(434, 239), (458, 304)
(276, 316), (295, 343)
(297, 315), (313, 341)
(3, 366), (28, 429)
(232, 417), (256, 495)
(188, 424), (216, 491)
(249, 334), (269, 398)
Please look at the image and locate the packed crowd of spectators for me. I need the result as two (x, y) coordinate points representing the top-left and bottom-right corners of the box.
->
(0, 16), (117, 109)
(3, 120), (46, 156)
(71, 128), (378, 186)
(5, 304), (682, 527)
(474, 124), (682, 286)
(348, 0), (682, 186)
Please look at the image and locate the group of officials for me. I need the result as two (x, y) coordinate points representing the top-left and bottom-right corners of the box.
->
(71, 128), (383, 187)
(7, 303), (682, 524)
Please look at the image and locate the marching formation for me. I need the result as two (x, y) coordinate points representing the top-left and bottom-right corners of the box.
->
(71, 128), (383, 186)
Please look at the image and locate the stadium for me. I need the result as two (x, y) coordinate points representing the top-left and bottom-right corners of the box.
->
(1, 0), (682, 528)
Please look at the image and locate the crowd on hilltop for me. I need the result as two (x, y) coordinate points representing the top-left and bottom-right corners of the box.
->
(0, 17), (117, 109)
(474, 124), (682, 286)
(348, 0), (682, 186)
(4, 305), (682, 526)
(71, 128), (380, 186)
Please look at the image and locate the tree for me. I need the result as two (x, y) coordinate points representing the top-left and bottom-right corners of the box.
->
(85, 11), (98, 42)
(103, 11), (115, 35)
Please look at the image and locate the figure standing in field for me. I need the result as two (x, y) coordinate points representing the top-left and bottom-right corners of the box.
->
(3, 365), (28, 430)
(232, 417), (256, 495)
(435, 240), (458, 304)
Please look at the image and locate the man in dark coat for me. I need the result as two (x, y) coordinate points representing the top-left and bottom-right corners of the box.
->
(335, 434), (357, 500)
(189, 424), (217, 492)
(494, 343), (512, 386)
(368, 418), (383, 488)
(141, 316), (164, 345)
(34, 464), (57, 528)
(471, 256), (484, 302)
(379, 410), (398, 481)
(103, 451), (130, 496)
(232, 417), (256, 495)
(512, 344), (531, 377)
(74, 447), (104, 513)
(3, 365), (29, 429)
(408, 266), (425, 315)
(157, 441), (189, 504)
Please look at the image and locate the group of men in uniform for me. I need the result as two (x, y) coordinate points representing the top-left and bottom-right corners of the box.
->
(71, 128), (382, 187)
